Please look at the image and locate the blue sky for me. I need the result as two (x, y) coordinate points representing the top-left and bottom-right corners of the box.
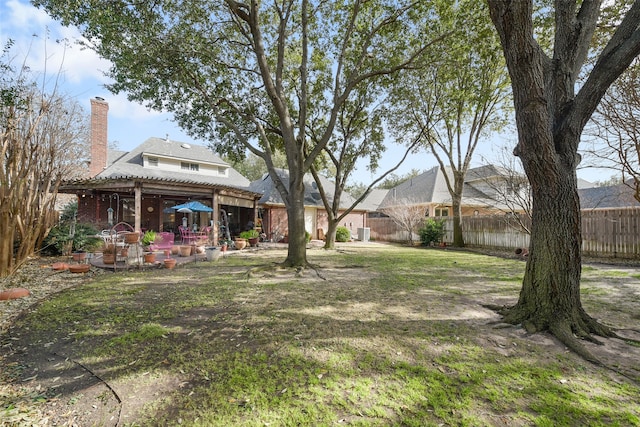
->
(1, 0), (613, 185)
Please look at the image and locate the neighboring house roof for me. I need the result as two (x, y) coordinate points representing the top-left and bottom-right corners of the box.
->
(356, 188), (389, 212)
(378, 164), (521, 211)
(579, 183), (640, 209)
(249, 169), (362, 210)
(379, 166), (452, 208)
(96, 137), (251, 188)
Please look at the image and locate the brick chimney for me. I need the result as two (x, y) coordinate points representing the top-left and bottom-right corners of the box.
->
(89, 97), (109, 177)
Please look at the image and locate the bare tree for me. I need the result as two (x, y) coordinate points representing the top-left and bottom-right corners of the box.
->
(0, 42), (89, 277)
(590, 60), (640, 202)
(481, 147), (532, 234)
(380, 198), (425, 246)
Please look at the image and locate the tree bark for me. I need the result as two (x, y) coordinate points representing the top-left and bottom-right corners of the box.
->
(282, 169), (308, 267)
(451, 181), (464, 247)
(485, 0), (640, 361)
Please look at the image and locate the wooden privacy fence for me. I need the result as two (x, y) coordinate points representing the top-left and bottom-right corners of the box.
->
(368, 207), (640, 259)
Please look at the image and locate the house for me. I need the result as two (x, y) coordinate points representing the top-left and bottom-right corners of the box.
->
(59, 98), (261, 244)
(249, 169), (369, 241)
(579, 182), (640, 210)
(377, 165), (526, 217)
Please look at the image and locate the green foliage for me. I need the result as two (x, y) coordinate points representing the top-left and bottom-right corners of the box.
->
(335, 226), (351, 242)
(305, 231), (311, 243)
(141, 230), (157, 246)
(419, 219), (446, 246)
(42, 222), (102, 255)
(239, 229), (259, 239)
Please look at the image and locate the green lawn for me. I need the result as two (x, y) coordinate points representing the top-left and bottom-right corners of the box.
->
(2, 244), (639, 426)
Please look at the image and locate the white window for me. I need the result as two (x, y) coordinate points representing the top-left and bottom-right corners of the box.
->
(181, 162), (199, 171)
(148, 157), (159, 167)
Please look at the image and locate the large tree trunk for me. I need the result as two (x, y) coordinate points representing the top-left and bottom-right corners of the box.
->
(451, 190), (464, 247)
(324, 218), (337, 250)
(503, 140), (612, 361)
(282, 170), (308, 267)
(484, 0), (640, 361)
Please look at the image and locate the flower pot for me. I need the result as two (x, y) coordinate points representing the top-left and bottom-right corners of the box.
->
(220, 244), (228, 252)
(69, 264), (90, 273)
(120, 248), (129, 257)
(234, 238), (247, 250)
(51, 262), (69, 271)
(171, 245), (180, 255)
(205, 246), (222, 262)
(0, 288), (30, 300)
(195, 245), (205, 254)
(164, 258), (177, 269)
(102, 253), (115, 264)
(179, 245), (192, 257)
(124, 232), (140, 244)
(144, 253), (156, 263)
(248, 237), (259, 247)
(163, 249), (171, 257)
(72, 251), (87, 262)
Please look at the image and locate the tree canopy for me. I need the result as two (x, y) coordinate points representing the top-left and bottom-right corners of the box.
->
(35, 0), (449, 266)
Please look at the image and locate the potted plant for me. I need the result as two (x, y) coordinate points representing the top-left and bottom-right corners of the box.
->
(141, 230), (157, 248)
(219, 239), (230, 252)
(240, 229), (260, 247)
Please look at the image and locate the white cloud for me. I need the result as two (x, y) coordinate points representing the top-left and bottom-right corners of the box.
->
(1, 0), (111, 85)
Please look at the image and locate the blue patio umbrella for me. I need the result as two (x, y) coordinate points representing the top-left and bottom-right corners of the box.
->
(170, 201), (213, 212)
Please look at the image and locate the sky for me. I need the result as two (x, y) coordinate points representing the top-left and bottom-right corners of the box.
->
(0, 0), (614, 186)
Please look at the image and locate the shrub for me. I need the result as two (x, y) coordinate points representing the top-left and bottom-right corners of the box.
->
(335, 226), (351, 242)
(42, 223), (102, 255)
(305, 231), (311, 243)
(419, 219), (446, 246)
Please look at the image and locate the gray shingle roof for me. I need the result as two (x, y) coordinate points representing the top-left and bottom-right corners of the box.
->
(249, 169), (361, 210)
(97, 137), (250, 188)
(579, 183), (640, 209)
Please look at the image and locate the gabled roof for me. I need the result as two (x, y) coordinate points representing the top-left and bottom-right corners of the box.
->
(378, 164), (519, 209)
(379, 166), (451, 208)
(249, 169), (362, 210)
(97, 137), (250, 188)
(579, 183), (640, 209)
(356, 188), (389, 212)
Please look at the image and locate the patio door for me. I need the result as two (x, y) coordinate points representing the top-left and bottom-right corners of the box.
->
(304, 208), (317, 239)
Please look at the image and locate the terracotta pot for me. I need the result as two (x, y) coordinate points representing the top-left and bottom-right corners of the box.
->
(72, 251), (87, 262)
(248, 237), (259, 247)
(234, 238), (247, 250)
(164, 258), (177, 269)
(220, 244), (228, 252)
(144, 253), (156, 263)
(0, 288), (30, 300)
(120, 248), (128, 257)
(163, 249), (171, 257)
(68, 264), (90, 273)
(179, 246), (192, 257)
(102, 253), (116, 264)
(171, 245), (180, 255)
(124, 232), (140, 244)
(52, 262), (69, 271)
(195, 245), (205, 254)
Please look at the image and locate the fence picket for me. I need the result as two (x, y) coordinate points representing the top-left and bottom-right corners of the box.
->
(367, 207), (640, 259)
